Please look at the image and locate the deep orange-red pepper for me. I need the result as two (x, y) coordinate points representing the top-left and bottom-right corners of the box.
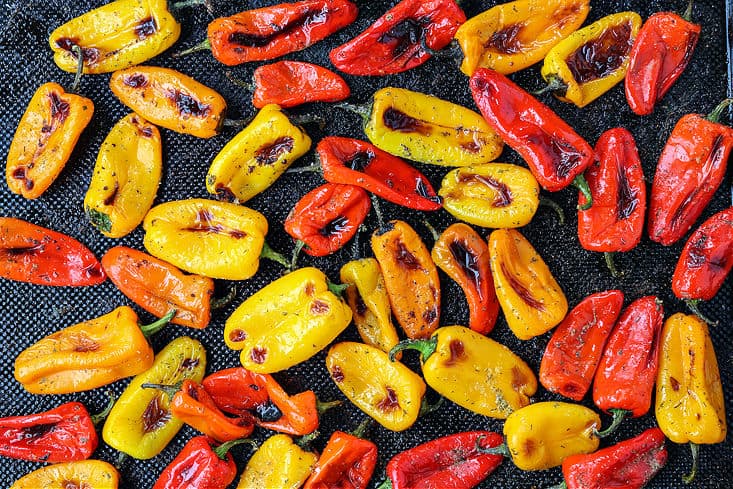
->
(251, 61), (350, 108)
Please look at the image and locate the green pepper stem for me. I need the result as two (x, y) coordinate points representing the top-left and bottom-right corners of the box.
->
(291, 239), (305, 271)
(260, 241), (290, 269)
(546, 482), (568, 489)
(170, 0), (209, 10)
(90, 391), (117, 426)
(538, 196), (565, 225)
(173, 38), (211, 58)
(114, 452), (129, 470)
(418, 395), (445, 418)
(682, 0), (695, 22)
(375, 479), (393, 489)
(288, 113), (326, 130)
(604, 252), (624, 278)
(370, 194), (385, 230)
(531, 75), (568, 97)
(335, 101), (372, 124)
(211, 285), (237, 310)
(70, 45), (84, 94)
(141, 382), (182, 399)
(421, 37), (463, 65)
(573, 174), (593, 210)
(422, 220), (440, 243)
(316, 398), (342, 416)
(221, 115), (254, 129)
(684, 299), (719, 326)
(706, 98), (733, 123)
(327, 280), (349, 297)
(295, 430), (320, 449)
(474, 438), (511, 458)
(350, 417), (373, 439)
(594, 408), (630, 438)
(138, 309), (176, 338)
(388, 337), (438, 362)
(286, 164), (321, 174)
(213, 438), (259, 460)
(225, 71), (255, 92)
(682, 442), (699, 484)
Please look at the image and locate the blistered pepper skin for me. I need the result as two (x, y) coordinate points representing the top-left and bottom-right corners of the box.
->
(10, 460), (119, 489)
(252, 61), (350, 108)
(237, 434), (318, 489)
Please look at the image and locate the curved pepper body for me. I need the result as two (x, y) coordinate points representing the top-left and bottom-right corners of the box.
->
(152, 436), (237, 489)
(49, 0), (180, 74)
(6, 83), (93, 199)
(206, 104), (312, 202)
(252, 61), (350, 108)
(237, 434), (317, 489)
(249, 373), (322, 436)
(10, 460), (119, 489)
(110, 66), (226, 138)
(84, 113), (162, 238)
(202, 367), (270, 416)
(488, 228), (568, 340)
(303, 427), (378, 489)
(439, 163), (539, 228)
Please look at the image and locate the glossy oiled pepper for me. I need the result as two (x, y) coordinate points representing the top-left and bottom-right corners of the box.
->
(431, 223), (499, 335)
(539, 12), (642, 108)
(110, 66), (226, 138)
(49, 0), (180, 74)
(102, 336), (206, 459)
(327, 342), (426, 431)
(439, 163), (540, 228)
(540, 290), (624, 401)
(250, 61), (350, 108)
(330, 0), (465, 75)
(201, 368), (270, 417)
(371, 220), (441, 339)
(454, 0), (590, 76)
(10, 460), (119, 489)
(390, 325), (537, 419)
(318, 136), (442, 211)
(206, 104), (312, 202)
(0, 217), (105, 287)
(648, 100), (733, 245)
(237, 433), (318, 489)
(143, 199), (269, 280)
(488, 228), (568, 340)
(6, 82), (93, 199)
(224, 267), (352, 373)
(84, 113), (162, 238)
(284, 183), (371, 257)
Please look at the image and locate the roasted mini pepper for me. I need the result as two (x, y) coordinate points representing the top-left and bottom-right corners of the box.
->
(656, 313), (726, 483)
(327, 342), (426, 432)
(201, 367), (270, 416)
(330, 0), (465, 75)
(439, 163), (540, 228)
(371, 220), (441, 339)
(340, 87), (503, 167)
(247, 61), (350, 108)
(488, 228), (568, 340)
(10, 460), (119, 489)
(648, 99), (733, 246)
(0, 217), (105, 287)
(49, 0), (180, 74)
(237, 433), (318, 489)
(206, 104), (312, 202)
(225, 267), (352, 373)
(102, 336), (206, 459)
(390, 325), (537, 419)
(454, 0), (590, 76)
(539, 12), (642, 108)
(110, 66), (226, 138)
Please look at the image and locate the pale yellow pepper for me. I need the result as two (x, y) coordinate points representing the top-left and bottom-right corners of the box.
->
(10, 460), (119, 489)
(237, 434), (318, 489)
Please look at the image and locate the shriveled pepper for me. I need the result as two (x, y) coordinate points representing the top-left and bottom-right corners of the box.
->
(110, 66), (227, 138)
(102, 336), (206, 459)
(247, 61), (350, 108)
(10, 460), (119, 489)
(390, 325), (537, 419)
(224, 267), (352, 373)
(439, 163), (540, 228)
(201, 367), (270, 416)
(454, 0), (590, 76)
(318, 136), (442, 211)
(488, 228), (568, 340)
(327, 342), (426, 432)
(206, 104), (312, 202)
(237, 433), (318, 489)
(648, 99), (733, 245)
(330, 0), (465, 75)
(0, 217), (105, 287)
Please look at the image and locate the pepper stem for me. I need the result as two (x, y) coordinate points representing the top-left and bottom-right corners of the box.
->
(547, 482), (568, 489)
(532, 75), (568, 97)
(114, 452), (129, 470)
(375, 479), (393, 489)
(682, 0), (695, 22)
(289, 113), (326, 130)
(475, 439), (511, 458)
(211, 285), (237, 310)
(295, 430), (320, 449)
(170, 0), (210, 10)
(70, 45), (84, 94)
(138, 309), (176, 338)
(225, 71), (255, 92)
(604, 252), (624, 278)
(172, 38), (212, 58)
(90, 391), (117, 426)
(350, 417), (373, 439)
(291, 239), (305, 271)
(388, 337), (438, 362)
(684, 299), (718, 326)
(140, 382), (182, 399)
(316, 398), (342, 416)
(213, 438), (259, 460)
(327, 280), (349, 297)
(422, 220), (440, 243)
(260, 241), (290, 269)
(682, 442), (699, 484)
(594, 408), (630, 438)
(418, 395), (445, 418)
(538, 196), (565, 225)
(706, 98), (733, 123)
(285, 164), (321, 174)
(335, 101), (372, 124)
(221, 115), (254, 129)
(370, 194), (385, 229)
(573, 174), (593, 210)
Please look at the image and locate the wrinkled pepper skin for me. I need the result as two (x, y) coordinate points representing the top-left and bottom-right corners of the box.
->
(103, 337), (206, 459)
(14, 306), (154, 395)
(361, 87), (503, 167)
(303, 427), (378, 489)
(206, 104), (312, 202)
(84, 113), (162, 238)
(208, 0), (358, 66)
(656, 314), (726, 446)
(237, 434), (317, 489)
(10, 460), (119, 489)
(578, 128), (646, 252)
(202, 367), (270, 416)
(540, 290), (624, 401)
(470, 68), (594, 192)
(488, 228), (568, 340)
(562, 428), (668, 489)
(672, 207), (733, 301)
(49, 0), (180, 74)
(248, 372), (324, 436)
(110, 66), (226, 138)
(152, 436), (238, 489)
(252, 61), (350, 108)
(0, 217), (105, 287)
(371, 220), (441, 339)
(330, 0), (465, 75)
(455, 0), (590, 76)
(326, 342), (425, 432)
(431, 223), (499, 335)
(504, 402), (600, 471)
(225, 267), (352, 373)
(6, 83), (93, 199)
(439, 163), (539, 228)
(143, 199), (268, 280)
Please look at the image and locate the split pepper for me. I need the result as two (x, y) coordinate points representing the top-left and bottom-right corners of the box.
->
(247, 61), (350, 108)
(237, 433), (318, 489)
(10, 460), (119, 489)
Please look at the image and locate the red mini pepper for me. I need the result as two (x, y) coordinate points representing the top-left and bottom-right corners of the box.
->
(330, 0), (465, 75)
(201, 367), (270, 416)
(0, 217), (105, 286)
(317, 136), (442, 211)
(648, 99), (733, 245)
(250, 61), (350, 108)
(540, 290), (624, 401)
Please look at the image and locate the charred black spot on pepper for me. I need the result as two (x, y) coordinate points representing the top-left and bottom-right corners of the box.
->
(347, 150), (375, 172)
(566, 21), (634, 84)
(383, 108), (430, 135)
(616, 163), (638, 220)
(21, 422), (57, 439)
(484, 23), (524, 54)
(124, 74), (149, 88)
(354, 291), (368, 316)
(319, 215), (349, 237)
(255, 137), (295, 165)
(134, 16), (157, 40)
(229, 7), (328, 47)
(5, 243), (45, 256)
(142, 395), (170, 433)
(331, 365), (345, 382)
(376, 386), (400, 412)
(444, 339), (465, 366)
(55, 37), (99, 64)
(49, 92), (70, 124)
(254, 401), (283, 422)
(394, 241), (423, 270)
(500, 262), (545, 311)
(449, 239), (482, 293)
(103, 182), (119, 206)
(377, 16), (431, 58)
(180, 358), (200, 371)
(251, 347), (267, 364)
(229, 329), (247, 342)
(459, 172), (513, 207)
(415, 178), (440, 203)
(168, 91), (211, 118)
(423, 306), (438, 325)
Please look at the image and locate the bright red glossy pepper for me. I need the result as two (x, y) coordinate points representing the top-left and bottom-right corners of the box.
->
(317, 136), (442, 211)
(201, 367), (270, 417)
(648, 99), (733, 245)
(330, 0), (465, 76)
(540, 290), (624, 401)
(284, 183), (371, 257)
(250, 61), (350, 108)
(0, 217), (105, 287)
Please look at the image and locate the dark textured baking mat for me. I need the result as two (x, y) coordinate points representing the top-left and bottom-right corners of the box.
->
(0, 0), (731, 487)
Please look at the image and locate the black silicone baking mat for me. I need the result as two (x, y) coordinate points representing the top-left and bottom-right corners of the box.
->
(0, 0), (731, 487)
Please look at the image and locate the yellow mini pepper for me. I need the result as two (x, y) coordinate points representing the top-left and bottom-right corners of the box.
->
(237, 433), (318, 489)
(84, 113), (162, 238)
(49, 0), (181, 74)
(10, 460), (119, 489)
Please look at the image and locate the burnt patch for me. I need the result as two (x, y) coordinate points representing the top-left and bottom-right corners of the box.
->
(124, 74), (148, 88)
(250, 347), (267, 364)
(229, 7), (328, 47)
(484, 23), (524, 54)
(448, 240), (482, 294)
(142, 395), (170, 433)
(168, 90), (211, 118)
(500, 262), (545, 311)
(135, 16), (157, 40)
(255, 137), (294, 165)
(320, 215), (349, 237)
(383, 108), (430, 135)
(443, 339), (466, 366)
(566, 21), (633, 84)
(394, 241), (422, 270)
(376, 386), (400, 412)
